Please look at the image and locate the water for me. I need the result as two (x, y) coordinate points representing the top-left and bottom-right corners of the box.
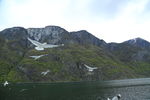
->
(1, 78), (150, 100)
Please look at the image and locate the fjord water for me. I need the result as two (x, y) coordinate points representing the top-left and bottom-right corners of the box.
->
(1, 78), (150, 100)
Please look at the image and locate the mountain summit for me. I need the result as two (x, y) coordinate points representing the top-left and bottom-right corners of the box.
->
(0, 26), (150, 82)
(124, 37), (150, 48)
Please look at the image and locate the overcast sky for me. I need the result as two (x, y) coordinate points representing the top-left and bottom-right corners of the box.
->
(0, 0), (150, 43)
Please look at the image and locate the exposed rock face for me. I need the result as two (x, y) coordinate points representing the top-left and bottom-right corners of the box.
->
(27, 26), (107, 48)
(27, 26), (70, 44)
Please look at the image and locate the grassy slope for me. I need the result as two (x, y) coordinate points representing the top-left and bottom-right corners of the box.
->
(0, 42), (138, 82)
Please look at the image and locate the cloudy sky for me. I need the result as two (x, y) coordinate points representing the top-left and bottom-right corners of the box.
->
(0, 0), (150, 43)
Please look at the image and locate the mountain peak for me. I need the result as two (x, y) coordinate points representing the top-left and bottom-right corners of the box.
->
(27, 25), (68, 42)
(128, 37), (142, 43)
(70, 30), (107, 47)
(124, 37), (150, 48)
(126, 37), (148, 43)
(77, 30), (88, 33)
(0, 27), (28, 40)
(44, 25), (65, 30)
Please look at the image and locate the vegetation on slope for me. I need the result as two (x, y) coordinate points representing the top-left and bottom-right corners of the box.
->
(0, 26), (150, 83)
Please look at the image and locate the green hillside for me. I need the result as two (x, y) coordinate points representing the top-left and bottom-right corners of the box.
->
(0, 26), (150, 82)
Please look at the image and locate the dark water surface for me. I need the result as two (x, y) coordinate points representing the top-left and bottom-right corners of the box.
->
(1, 78), (150, 100)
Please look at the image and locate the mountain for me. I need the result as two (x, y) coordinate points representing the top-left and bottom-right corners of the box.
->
(0, 25), (150, 82)
(27, 26), (107, 48)
(124, 37), (150, 49)
(108, 38), (150, 77)
(70, 30), (107, 48)
(108, 38), (150, 62)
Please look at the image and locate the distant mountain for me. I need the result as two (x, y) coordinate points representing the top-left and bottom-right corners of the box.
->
(108, 38), (150, 62)
(0, 25), (150, 82)
(124, 37), (150, 49)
